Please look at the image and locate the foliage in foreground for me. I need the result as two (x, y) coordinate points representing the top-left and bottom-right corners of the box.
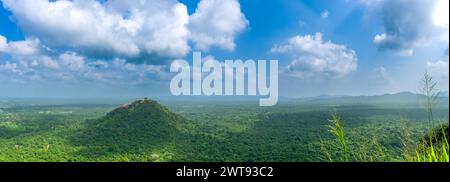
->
(415, 124), (449, 162)
(324, 71), (449, 162)
(324, 112), (449, 162)
(327, 112), (349, 161)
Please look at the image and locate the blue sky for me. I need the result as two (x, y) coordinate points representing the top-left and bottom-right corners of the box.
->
(0, 0), (448, 98)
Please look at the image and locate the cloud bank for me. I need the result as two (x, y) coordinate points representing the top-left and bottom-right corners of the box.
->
(1, 0), (248, 61)
(0, 0), (249, 84)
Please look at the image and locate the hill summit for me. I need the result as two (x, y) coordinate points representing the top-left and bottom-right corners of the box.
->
(105, 98), (184, 126)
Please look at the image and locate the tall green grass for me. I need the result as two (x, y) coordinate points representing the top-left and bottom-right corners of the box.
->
(415, 125), (449, 162)
(420, 71), (440, 126)
(324, 113), (449, 162)
(327, 111), (349, 162)
(415, 71), (448, 162)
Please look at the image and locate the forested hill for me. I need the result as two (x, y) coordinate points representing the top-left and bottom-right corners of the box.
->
(73, 99), (187, 157)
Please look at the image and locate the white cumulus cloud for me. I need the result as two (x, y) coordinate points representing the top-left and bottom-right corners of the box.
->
(0, 35), (40, 56)
(189, 0), (248, 51)
(271, 33), (358, 78)
(1, 0), (191, 60)
(38, 56), (60, 70)
(2, 0), (249, 61)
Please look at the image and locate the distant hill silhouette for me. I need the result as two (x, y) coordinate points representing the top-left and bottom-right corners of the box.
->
(300, 92), (449, 107)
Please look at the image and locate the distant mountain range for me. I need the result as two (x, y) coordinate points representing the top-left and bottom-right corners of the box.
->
(1, 91), (449, 107)
(297, 92), (449, 107)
